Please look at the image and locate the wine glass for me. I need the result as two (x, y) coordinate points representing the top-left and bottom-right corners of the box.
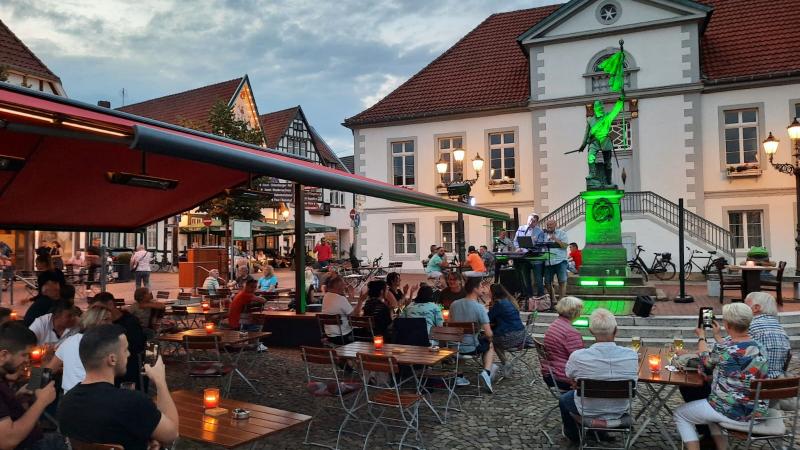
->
(631, 336), (641, 352)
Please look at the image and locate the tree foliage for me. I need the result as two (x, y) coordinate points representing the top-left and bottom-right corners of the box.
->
(196, 100), (271, 224)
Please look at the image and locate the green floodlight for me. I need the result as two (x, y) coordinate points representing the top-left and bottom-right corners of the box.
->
(605, 280), (625, 287)
(572, 318), (590, 328)
(579, 280), (600, 286)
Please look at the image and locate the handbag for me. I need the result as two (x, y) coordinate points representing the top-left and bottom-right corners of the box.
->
(528, 294), (551, 312)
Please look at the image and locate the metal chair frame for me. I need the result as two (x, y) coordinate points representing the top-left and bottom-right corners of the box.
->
(349, 315), (376, 343)
(532, 338), (568, 444)
(575, 378), (636, 450)
(496, 311), (537, 384)
(444, 321), (486, 397)
(317, 314), (349, 348)
(183, 334), (235, 396)
(420, 326), (464, 423)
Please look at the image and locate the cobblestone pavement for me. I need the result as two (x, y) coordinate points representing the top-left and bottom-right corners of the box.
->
(165, 347), (800, 450)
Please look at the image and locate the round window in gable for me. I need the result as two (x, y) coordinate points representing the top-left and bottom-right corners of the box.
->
(596, 2), (621, 25)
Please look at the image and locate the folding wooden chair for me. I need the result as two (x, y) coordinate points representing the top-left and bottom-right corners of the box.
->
(496, 311), (537, 383)
(183, 335), (235, 396)
(155, 290), (170, 300)
(444, 321), (486, 396)
(421, 326), (465, 423)
(533, 338), (568, 444)
(349, 315), (376, 342)
(317, 313), (350, 347)
(574, 379), (636, 450)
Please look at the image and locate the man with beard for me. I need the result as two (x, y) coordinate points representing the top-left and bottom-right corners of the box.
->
(58, 324), (178, 449)
(0, 322), (60, 449)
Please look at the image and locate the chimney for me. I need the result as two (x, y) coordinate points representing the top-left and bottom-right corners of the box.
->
(97, 100), (111, 108)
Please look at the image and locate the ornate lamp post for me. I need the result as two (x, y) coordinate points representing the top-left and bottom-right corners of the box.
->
(762, 117), (800, 276)
(436, 150), (484, 263)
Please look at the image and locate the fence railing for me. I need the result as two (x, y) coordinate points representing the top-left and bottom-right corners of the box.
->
(541, 191), (733, 257)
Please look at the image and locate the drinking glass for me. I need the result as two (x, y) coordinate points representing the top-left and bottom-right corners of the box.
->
(631, 336), (641, 352)
(673, 334), (684, 351)
(664, 343), (676, 365)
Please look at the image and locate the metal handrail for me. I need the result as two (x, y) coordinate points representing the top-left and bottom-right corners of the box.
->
(541, 191), (733, 257)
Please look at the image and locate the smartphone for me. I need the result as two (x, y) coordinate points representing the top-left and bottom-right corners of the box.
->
(144, 342), (159, 367)
(26, 367), (52, 391)
(698, 307), (714, 329)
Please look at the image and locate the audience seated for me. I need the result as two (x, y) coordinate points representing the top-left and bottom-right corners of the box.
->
(23, 280), (62, 327)
(463, 246), (487, 278)
(488, 284), (526, 374)
(28, 302), (78, 346)
(321, 276), (365, 345)
(228, 278), (266, 331)
(202, 269), (222, 295)
(361, 280), (393, 337)
(58, 324), (179, 449)
(673, 303), (769, 450)
(0, 322), (65, 450)
(745, 291), (790, 378)
(46, 305), (111, 392)
(544, 296), (585, 390)
(435, 272), (466, 309)
(257, 265), (278, 292)
(449, 277), (496, 393)
(400, 284), (444, 339)
(385, 272), (415, 309)
(559, 308), (638, 446)
(129, 287), (166, 329)
(89, 293), (147, 389)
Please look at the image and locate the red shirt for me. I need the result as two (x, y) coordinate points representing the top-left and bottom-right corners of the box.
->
(314, 243), (332, 262)
(543, 316), (585, 382)
(570, 249), (583, 270)
(229, 291), (258, 329)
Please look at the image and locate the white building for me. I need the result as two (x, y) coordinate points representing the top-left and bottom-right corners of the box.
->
(344, 0), (800, 271)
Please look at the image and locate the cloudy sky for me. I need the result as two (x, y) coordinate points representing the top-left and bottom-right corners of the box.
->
(2, 0), (561, 156)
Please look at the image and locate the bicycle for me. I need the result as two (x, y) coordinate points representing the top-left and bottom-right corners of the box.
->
(682, 247), (722, 278)
(627, 245), (676, 281)
(152, 255), (177, 273)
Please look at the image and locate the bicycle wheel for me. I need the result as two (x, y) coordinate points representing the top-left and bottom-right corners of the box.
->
(654, 261), (676, 281)
(683, 262), (693, 278)
(630, 262), (649, 282)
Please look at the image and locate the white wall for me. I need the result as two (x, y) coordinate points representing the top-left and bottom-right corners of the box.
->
(5, 71), (65, 96)
(546, 0), (678, 37)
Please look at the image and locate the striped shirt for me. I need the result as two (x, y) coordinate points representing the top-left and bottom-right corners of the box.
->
(749, 314), (790, 378)
(543, 316), (585, 382)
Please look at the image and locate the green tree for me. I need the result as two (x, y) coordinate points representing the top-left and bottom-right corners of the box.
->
(196, 101), (271, 225)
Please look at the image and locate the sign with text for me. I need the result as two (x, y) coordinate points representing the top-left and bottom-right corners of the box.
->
(232, 220), (252, 240)
(257, 180), (323, 210)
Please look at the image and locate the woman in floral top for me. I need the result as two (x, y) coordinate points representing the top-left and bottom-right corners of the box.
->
(673, 303), (768, 450)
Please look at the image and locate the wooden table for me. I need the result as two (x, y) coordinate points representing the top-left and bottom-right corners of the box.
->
(334, 341), (454, 366)
(631, 345), (704, 449)
(728, 265), (780, 298)
(171, 389), (311, 449)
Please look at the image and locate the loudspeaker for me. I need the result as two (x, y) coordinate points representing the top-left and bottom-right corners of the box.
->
(499, 267), (520, 295)
(632, 295), (655, 317)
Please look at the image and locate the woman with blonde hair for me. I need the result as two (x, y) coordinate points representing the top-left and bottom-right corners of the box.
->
(46, 305), (112, 392)
(257, 264), (278, 292)
(542, 296), (585, 390)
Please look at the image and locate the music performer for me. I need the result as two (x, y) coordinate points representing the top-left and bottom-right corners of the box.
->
(543, 219), (569, 302)
(514, 213), (545, 300)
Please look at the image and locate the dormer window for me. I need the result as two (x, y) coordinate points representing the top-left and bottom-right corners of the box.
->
(596, 2), (621, 25)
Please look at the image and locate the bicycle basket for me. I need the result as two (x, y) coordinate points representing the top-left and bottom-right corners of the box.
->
(661, 252), (672, 261)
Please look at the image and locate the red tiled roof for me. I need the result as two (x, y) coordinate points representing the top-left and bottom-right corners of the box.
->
(345, 0), (800, 127)
(259, 106), (299, 148)
(340, 155), (355, 174)
(344, 5), (560, 127)
(699, 0), (800, 82)
(0, 19), (61, 82)
(309, 125), (347, 171)
(117, 78), (243, 132)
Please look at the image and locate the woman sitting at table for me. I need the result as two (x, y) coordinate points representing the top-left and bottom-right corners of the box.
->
(673, 303), (769, 450)
(384, 272), (412, 309)
(488, 284), (526, 375)
(46, 305), (112, 392)
(362, 280), (394, 338)
(257, 265), (279, 293)
(435, 271), (466, 309)
(543, 296), (585, 390)
(400, 284), (443, 338)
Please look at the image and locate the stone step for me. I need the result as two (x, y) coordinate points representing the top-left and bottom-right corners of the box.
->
(567, 275), (647, 287)
(567, 286), (659, 296)
(530, 333), (800, 349)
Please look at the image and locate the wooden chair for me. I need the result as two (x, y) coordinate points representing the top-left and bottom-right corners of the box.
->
(67, 439), (124, 450)
(317, 314), (349, 347)
(574, 379), (636, 450)
(392, 317), (430, 347)
(715, 258), (743, 304)
(423, 326), (465, 422)
(183, 334), (235, 396)
(497, 311), (537, 384)
(155, 290), (170, 300)
(444, 321), (486, 395)
(760, 261), (786, 305)
(349, 315), (375, 342)
(719, 376), (800, 449)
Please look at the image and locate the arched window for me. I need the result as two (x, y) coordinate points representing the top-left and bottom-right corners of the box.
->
(585, 49), (637, 94)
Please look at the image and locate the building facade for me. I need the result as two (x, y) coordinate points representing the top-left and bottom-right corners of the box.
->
(345, 0), (800, 270)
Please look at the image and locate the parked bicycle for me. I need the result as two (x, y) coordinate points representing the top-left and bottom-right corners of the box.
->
(152, 255), (178, 273)
(627, 245), (676, 281)
(683, 247), (725, 278)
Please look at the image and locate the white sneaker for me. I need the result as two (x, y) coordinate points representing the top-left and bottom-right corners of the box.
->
(454, 376), (470, 386)
(257, 343), (268, 352)
(479, 370), (494, 393)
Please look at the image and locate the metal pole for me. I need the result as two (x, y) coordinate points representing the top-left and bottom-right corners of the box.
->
(456, 211), (465, 266)
(100, 233), (107, 293)
(795, 169), (800, 277)
(675, 198), (693, 303)
(294, 183), (307, 314)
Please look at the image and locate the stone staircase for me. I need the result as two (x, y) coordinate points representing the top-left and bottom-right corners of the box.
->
(521, 311), (800, 349)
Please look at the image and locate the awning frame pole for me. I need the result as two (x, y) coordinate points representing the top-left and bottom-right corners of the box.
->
(294, 183), (306, 314)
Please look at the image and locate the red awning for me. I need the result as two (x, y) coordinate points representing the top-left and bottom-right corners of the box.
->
(0, 84), (509, 231)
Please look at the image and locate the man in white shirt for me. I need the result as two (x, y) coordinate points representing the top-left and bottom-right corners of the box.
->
(202, 269), (222, 295)
(130, 245), (152, 289)
(320, 275), (365, 345)
(28, 303), (78, 346)
(559, 308), (638, 445)
(514, 213), (545, 299)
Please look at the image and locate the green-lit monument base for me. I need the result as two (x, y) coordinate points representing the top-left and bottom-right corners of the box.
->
(578, 189), (628, 277)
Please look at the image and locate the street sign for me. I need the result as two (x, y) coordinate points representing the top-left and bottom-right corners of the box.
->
(202, 218), (213, 227)
(349, 208), (356, 220)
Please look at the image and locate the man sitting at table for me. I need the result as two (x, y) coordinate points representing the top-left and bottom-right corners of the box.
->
(425, 246), (447, 283)
(227, 278), (267, 331)
(89, 293), (146, 389)
(202, 269), (223, 295)
(449, 277), (496, 393)
(23, 280), (63, 327)
(559, 308), (638, 446)
(58, 324), (179, 449)
(321, 275), (365, 345)
(462, 246), (487, 278)
(28, 302), (79, 346)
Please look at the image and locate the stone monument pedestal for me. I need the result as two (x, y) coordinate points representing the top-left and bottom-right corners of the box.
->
(579, 189), (628, 277)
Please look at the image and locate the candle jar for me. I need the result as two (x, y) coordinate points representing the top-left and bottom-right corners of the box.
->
(204, 387), (220, 409)
(30, 348), (42, 363)
(201, 301), (210, 311)
(373, 335), (384, 350)
(9, 311), (17, 321)
(745, 260), (756, 267)
(442, 310), (450, 321)
(205, 323), (215, 334)
(648, 355), (661, 373)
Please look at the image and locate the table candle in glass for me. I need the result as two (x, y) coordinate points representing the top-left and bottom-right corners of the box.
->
(30, 348), (42, 363)
(442, 310), (450, 321)
(201, 301), (210, 311)
(648, 354), (661, 373)
(204, 387), (220, 409)
(205, 323), (215, 334)
(373, 335), (384, 350)
(745, 260), (756, 267)
(9, 311), (17, 321)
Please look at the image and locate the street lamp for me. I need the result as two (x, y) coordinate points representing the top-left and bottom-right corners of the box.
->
(436, 149), (484, 263)
(762, 117), (800, 276)
(278, 202), (290, 221)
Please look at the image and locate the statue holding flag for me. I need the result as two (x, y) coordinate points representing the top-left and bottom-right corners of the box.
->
(568, 40), (628, 190)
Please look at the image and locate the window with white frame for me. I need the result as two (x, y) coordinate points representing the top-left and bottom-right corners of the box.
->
(393, 223), (417, 255)
(329, 191), (346, 208)
(590, 53), (631, 93)
(440, 221), (456, 253)
(108, 234), (120, 248)
(728, 210), (763, 249)
(437, 136), (463, 185)
(391, 141), (415, 186)
(125, 234), (136, 249)
(189, 217), (203, 225)
(723, 109), (759, 166)
(489, 132), (516, 182)
(146, 225), (158, 249)
(491, 220), (512, 241)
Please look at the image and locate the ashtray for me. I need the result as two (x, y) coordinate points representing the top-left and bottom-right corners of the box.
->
(232, 408), (250, 419)
(238, 331), (249, 338)
(429, 346), (440, 352)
